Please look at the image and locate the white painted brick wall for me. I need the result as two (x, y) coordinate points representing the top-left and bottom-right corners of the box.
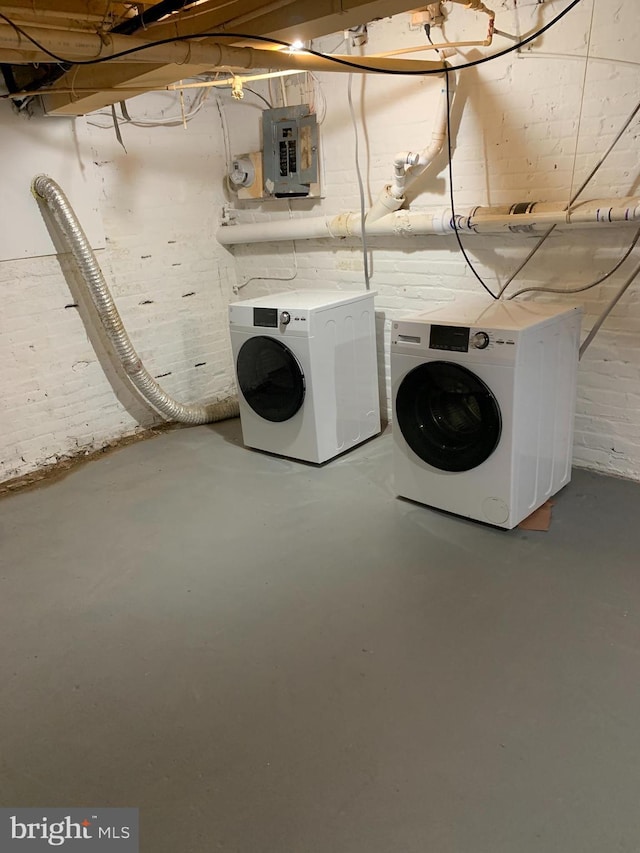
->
(228, 0), (640, 480)
(2, 0), (640, 484)
(0, 91), (251, 482)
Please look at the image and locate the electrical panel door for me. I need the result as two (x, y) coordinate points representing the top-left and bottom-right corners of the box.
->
(262, 105), (319, 198)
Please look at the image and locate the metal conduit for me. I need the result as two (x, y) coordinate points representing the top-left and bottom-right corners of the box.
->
(32, 174), (238, 426)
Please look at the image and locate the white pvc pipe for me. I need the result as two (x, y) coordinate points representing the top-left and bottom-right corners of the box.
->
(401, 78), (451, 193)
(368, 71), (453, 223)
(0, 23), (443, 74)
(216, 197), (640, 245)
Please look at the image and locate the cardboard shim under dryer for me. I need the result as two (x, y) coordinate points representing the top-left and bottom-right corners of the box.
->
(518, 500), (554, 532)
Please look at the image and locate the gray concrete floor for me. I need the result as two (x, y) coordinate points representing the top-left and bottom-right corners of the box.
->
(2, 420), (640, 852)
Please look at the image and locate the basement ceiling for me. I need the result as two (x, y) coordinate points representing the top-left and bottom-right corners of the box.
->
(0, 0), (439, 115)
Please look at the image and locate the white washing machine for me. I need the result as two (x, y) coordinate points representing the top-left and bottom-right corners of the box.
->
(229, 290), (381, 463)
(391, 299), (582, 529)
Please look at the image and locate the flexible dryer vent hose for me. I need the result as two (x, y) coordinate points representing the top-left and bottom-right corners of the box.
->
(32, 174), (239, 426)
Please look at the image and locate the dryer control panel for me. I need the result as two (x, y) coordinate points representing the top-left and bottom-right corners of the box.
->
(253, 307), (309, 332)
(392, 321), (519, 363)
(229, 303), (311, 334)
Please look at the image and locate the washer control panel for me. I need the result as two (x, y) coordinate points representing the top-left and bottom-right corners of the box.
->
(392, 321), (518, 361)
(248, 306), (309, 332)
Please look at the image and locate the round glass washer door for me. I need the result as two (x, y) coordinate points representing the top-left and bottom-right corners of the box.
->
(237, 336), (305, 423)
(395, 360), (501, 472)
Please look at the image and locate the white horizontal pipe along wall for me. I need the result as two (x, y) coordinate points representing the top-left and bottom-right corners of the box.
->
(2, 0), (640, 484)
(0, 91), (256, 483)
(225, 0), (640, 480)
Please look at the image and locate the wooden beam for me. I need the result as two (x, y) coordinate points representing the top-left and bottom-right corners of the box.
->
(0, 47), (42, 62)
(143, 0), (302, 39)
(41, 63), (216, 115)
(2, 0), (437, 115)
(0, 19), (441, 67)
(95, 0), (432, 51)
(137, 0), (416, 42)
(41, 45), (442, 114)
(0, 0), (145, 17)
(236, 0), (434, 43)
(1, 10), (115, 32)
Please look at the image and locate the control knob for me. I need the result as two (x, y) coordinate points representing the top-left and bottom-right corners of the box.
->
(471, 331), (490, 350)
(280, 311), (291, 325)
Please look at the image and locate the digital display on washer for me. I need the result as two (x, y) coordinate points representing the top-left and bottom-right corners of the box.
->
(253, 307), (278, 328)
(429, 324), (470, 352)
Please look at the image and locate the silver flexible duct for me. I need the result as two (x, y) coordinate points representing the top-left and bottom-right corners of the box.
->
(32, 174), (239, 425)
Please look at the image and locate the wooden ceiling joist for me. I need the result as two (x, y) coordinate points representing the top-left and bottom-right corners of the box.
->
(2, 9), (116, 32)
(1, 0), (142, 12)
(143, 0), (303, 38)
(0, 0), (436, 115)
(127, 0), (423, 44)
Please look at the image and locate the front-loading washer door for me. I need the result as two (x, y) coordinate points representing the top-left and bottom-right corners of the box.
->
(237, 336), (305, 423)
(396, 360), (501, 472)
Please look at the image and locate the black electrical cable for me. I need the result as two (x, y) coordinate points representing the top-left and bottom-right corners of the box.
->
(242, 87), (273, 109)
(112, 0), (194, 35)
(0, 0), (582, 75)
(496, 97), (640, 298)
(444, 66), (498, 300)
(507, 227), (640, 300)
(0, 62), (18, 92)
(424, 23), (439, 51)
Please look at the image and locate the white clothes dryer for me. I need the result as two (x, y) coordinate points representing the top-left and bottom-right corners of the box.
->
(229, 290), (380, 464)
(391, 299), (582, 528)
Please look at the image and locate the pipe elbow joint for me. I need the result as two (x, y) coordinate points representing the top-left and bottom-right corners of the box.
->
(393, 152), (420, 169)
(368, 184), (405, 223)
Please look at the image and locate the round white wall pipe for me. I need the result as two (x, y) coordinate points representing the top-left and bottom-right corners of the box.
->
(365, 184), (406, 223)
(361, 23), (493, 210)
(217, 197), (640, 245)
(458, 199), (640, 233)
(402, 77), (452, 192)
(368, 68), (454, 223)
(32, 175), (239, 426)
(0, 23), (443, 74)
(218, 210), (448, 244)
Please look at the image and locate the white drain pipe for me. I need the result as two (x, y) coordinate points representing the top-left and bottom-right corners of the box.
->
(33, 175), (239, 426)
(393, 77), (451, 198)
(217, 197), (640, 246)
(368, 72), (453, 223)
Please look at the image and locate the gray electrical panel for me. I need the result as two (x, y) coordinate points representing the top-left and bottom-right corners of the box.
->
(262, 105), (319, 198)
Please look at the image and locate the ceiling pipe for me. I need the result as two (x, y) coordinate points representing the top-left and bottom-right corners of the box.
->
(217, 197), (640, 246)
(1, 0), (198, 102)
(0, 23), (443, 73)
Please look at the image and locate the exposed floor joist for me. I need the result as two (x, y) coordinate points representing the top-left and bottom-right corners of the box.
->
(0, 0), (431, 115)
